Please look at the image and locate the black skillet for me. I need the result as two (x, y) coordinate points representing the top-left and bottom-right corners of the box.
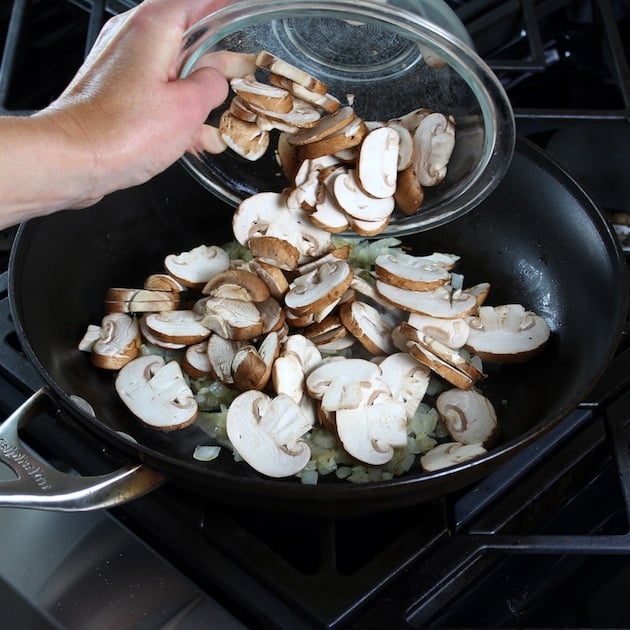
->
(5, 137), (627, 515)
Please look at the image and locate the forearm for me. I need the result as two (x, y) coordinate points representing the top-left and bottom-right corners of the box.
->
(0, 112), (100, 229)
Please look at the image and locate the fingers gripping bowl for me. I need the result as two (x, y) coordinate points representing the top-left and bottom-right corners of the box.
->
(177, 0), (516, 236)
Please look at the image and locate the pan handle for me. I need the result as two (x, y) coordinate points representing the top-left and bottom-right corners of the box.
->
(0, 387), (165, 511)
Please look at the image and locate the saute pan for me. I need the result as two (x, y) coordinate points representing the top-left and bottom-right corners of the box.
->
(3, 137), (627, 515)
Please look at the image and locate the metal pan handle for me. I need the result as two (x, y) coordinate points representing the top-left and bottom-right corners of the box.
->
(0, 387), (165, 511)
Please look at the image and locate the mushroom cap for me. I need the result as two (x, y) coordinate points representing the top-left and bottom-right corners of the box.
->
(436, 388), (499, 448)
(202, 268), (271, 302)
(201, 297), (263, 340)
(226, 390), (312, 478)
(464, 304), (551, 363)
(115, 355), (198, 431)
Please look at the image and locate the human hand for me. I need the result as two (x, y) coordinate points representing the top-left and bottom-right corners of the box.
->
(41, 0), (231, 205)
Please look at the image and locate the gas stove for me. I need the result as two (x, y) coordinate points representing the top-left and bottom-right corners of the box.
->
(1, 1), (630, 628)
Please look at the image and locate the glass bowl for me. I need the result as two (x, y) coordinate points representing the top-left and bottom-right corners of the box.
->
(177, 0), (515, 236)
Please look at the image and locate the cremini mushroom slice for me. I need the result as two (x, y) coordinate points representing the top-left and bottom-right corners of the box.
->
(374, 252), (452, 290)
(377, 352), (431, 420)
(412, 112), (456, 187)
(230, 76), (293, 113)
(420, 441), (487, 472)
(357, 126), (399, 199)
(269, 73), (341, 113)
(250, 97), (322, 130)
(407, 339), (475, 390)
(389, 108), (433, 132)
(201, 297), (263, 341)
(246, 261), (287, 301)
(295, 244), (350, 275)
(436, 388), (499, 448)
(104, 288), (180, 314)
(288, 106), (356, 146)
(144, 310), (211, 346)
(306, 357), (382, 412)
(276, 131), (301, 181)
(333, 170), (395, 222)
(139, 314), (187, 350)
(348, 214), (391, 237)
(144, 273), (186, 293)
(256, 296), (286, 334)
(219, 110), (270, 161)
(334, 380), (408, 465)
(387, 122), (415, 171)
(464, 304), (551, 363)
(256, 50), (328, 94)
(406, 313), (471, 348)
(232, 331), (280, 391)
(349, 275), (406, 318)
(226, 390), (312, 478)
(115, 355), (198, 431)
(303, 315), (348, 347)
(164, 244), (230, 290)
(409, 330), (485, 383)
(207, 333), (242, 384)
(284, 260), (354, 316)
(297, 116), (368, 161)
(376, 281), (480, 318)
(82, 312), (140, 370)
(182, 341), (212, 379)
(394, 165), (425, 215)
(229, 95), (259, 122)
(249, 235), (301, 271)
(339, 300), (395, 355)
(272, 334), (322, 402)
(202, 268), (270, 302)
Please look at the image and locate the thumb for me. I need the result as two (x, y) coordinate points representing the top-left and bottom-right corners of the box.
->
(175, 66), (229, 121)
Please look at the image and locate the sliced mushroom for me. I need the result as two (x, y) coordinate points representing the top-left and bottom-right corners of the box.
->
(249, 259), (289, 299)
(164, 245), (230, 290)
(339, 300), (394, 355)
(256, 50), (328, 94)
(306, 357), (382, 412)
(407, 340), (474, 390)
(199, 124), (228, 155)
(394, 165), (424, 215)
(144, 274), (186, 293)
(207, 333), (242, 384)
(406, 313), (471, 348)
(333, 170), (395, 222)
(272, 334), (322, 403)
(374, 252), (452, 290)
(144, 310), (210, 345)
(182, 341), (212, 379)
(115, 355), (198, 431)
(284, 260), (354, 316)
(464, 304), (551, 363)
(436, 388), (499, 447)
(226, 390), (312, 478)
(375, 282), (479, 318)
(412, 112), (456, 187)
(219, 110), (270, 161)
(202, 268), (270, 302)
(420, 441), (487, 472)
(377, 352), (431, 420)
(230, 76), (293, 113)
(232, 331), (280, 391)
(296, 116), (368, 161)
(87, 313), (140, 370)
(288, 106), (356, 146)
(356, 126), (399, 198)
(139, 314), (187, 350)
(104, 288), (180, 313)
(201, 297), (263, 341)
(335, 391), (408, 466)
